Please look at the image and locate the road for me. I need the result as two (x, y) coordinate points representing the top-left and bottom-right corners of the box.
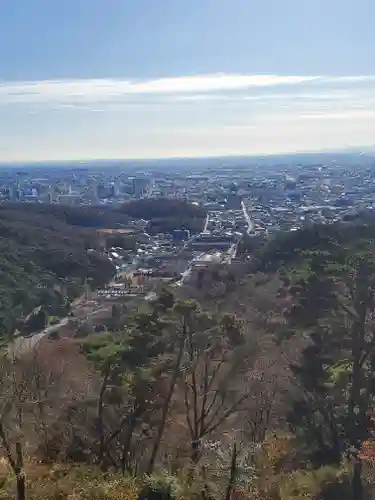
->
(10, 302), (114, 357)
(241, 201), (253, 234)
(203, 213), (210, 232)
(224, 243), (238, 264)
(10, 317), (70, 357)
(9, 253), (145, 358)
(10, 263), (145, 357)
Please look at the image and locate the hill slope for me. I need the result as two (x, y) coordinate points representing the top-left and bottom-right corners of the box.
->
(0, 205), (116, 338)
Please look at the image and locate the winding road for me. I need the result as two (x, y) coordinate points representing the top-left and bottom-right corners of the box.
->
(10, 317), (70, 357)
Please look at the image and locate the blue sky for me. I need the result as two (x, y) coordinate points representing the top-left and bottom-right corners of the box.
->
(0, 0), (374, 162)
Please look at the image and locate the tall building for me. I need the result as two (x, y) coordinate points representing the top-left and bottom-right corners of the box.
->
(130, 177), (149, 197)
(48, 185), (58, 204)
(110, 182), (121, 198)
(8, 185), (18, 201)
(97, 183), (110, 199)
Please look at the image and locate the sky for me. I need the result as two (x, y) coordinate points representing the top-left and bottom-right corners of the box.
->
(0, 0), (375, 162)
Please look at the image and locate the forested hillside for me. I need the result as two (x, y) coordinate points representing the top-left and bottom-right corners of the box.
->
(2, 202), (130, 228)
(0, 198), (206, 339)
(0, 205), (115, 338)
(120, 198), (207, 234)
(3, 214), (375, 499)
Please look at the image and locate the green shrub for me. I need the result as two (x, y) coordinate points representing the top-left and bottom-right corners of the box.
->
(279, 465), (352, 500)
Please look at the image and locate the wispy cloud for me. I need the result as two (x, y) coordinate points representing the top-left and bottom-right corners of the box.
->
(1, 73), (375, 106)
(1, 73), (375, 162)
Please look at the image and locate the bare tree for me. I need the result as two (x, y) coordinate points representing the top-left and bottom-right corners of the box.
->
(0, 353), (35, 500)
(244, 386), (276, 443)
(0, 338), (91, 500)
(181, 319), (262, 464)
(146, 301), (197, 474)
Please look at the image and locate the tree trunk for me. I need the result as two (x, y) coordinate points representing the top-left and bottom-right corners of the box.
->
(120, 414), (138, 475)
(16, 471), (26, 500)
(348, 311), (365, 500)
(16, 441), (26, 500)
(352, 460), (363, 500)
(348, 353), (364, 500)
(147, 325), (186, 474)
(225, 441), (237, 500)
(98, 365), (110, 468)
(191, 441), (201, 465)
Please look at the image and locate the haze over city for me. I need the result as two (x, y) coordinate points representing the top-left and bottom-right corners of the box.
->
(1, 0), (374, 162)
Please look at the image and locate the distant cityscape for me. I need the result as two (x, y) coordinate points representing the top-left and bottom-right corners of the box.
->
(0, 151), (374, 294)
(3, 150), (375, 342)
(1, 151), (375, 231)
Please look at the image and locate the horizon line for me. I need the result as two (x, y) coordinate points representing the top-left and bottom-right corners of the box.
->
(0, 146), (373, 167)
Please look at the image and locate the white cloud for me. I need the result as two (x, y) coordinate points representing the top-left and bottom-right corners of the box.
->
(1, 73), (375, 106)
(323, 76), (375, 83)
(298, 110), (375, 120)
(1, 73), (375, 162)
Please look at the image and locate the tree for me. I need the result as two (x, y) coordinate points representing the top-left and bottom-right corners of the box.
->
(109, 304), (122, 331)
(0, 355), (29, 500)
(281, 243), (375, 499)
(153, 288), (175, 314)
(244, 386), (276, 443)
(0, 205), (117, 343)
(83, 308), (172, 473)
(146, 300), (196, 474)
(0, 338), (81, 499)
(180, 309), (258, 464)
(105, 233), (137, 252)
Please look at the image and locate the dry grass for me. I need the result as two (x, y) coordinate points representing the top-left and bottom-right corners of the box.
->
(0, 464), (139, 500)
